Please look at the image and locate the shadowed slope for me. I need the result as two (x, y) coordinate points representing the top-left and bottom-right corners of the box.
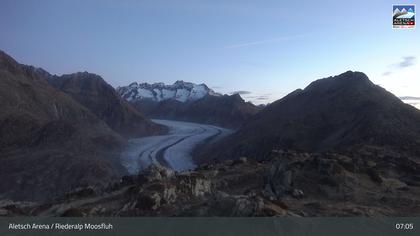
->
(0, 50), (126, 201)
(48, 73), (167, 139)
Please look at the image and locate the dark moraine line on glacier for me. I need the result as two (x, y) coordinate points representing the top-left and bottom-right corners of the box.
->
(120, 119), (233, 174)
(156, 129), (206, 168)
(155, 127), (206, 168)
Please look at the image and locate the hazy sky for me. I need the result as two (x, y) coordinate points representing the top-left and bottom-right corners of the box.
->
(0, 0), (419, 107)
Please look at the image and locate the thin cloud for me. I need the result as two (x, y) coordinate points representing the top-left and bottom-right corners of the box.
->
(400, 96), (420, 101)
(225, 34), (308, 49)
(211, 86), (222, 89)
(255, 95), (271, 100)
(230, 90), (252, 95)
(244, 94), (273, 105)
(245, 93), (272, 100)
(398, 56), (416, 68)
(383, 56), (417, 76)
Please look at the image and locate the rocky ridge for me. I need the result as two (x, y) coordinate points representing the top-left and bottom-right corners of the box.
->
(47, 72), (167, 138)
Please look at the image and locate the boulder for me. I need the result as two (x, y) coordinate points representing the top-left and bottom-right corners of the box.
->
(138, 164), (175, 183)
(214, 194), (264, 216)
(178, 172), (212, 197)
(367, 169), (383, 183)
(292, 189), (304, 198)
(136, 191), (161, 210)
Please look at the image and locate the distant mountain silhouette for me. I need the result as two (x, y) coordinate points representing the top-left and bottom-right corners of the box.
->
(199, 71), (420, 162)
(48, 73), (167, 138)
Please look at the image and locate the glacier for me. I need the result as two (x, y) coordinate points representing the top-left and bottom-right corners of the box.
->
(120, 119), (233, 174)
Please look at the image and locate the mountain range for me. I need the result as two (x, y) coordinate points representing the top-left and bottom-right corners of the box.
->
(79, 70), (420, 217)
(2, 50), (420, 217)
(117, 81), (260, 128)
(118, 81), (221, 103)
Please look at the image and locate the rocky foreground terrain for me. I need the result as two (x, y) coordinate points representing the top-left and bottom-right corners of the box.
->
(2, 147), (420, 217)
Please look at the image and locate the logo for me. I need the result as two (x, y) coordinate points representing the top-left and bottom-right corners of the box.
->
(393, 5), (415, 29)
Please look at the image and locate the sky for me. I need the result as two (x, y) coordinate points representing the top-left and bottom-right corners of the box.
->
(0, 0), (419, 107)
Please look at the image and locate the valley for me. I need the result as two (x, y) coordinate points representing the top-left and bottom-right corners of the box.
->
(1, 50), (420, 217)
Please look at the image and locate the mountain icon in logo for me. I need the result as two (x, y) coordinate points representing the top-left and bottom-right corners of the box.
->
(393, 5), (415, 19)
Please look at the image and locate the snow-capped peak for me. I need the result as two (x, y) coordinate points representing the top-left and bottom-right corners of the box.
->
(117, 80), (221, 103)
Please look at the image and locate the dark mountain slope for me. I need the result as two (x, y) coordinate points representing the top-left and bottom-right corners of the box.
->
(200, 71), (420, 162)
(132, 94), (260, 128)
(48, 73), (167, 138)
(0, 51), (126, 201)
(182, 94), (260, 128)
